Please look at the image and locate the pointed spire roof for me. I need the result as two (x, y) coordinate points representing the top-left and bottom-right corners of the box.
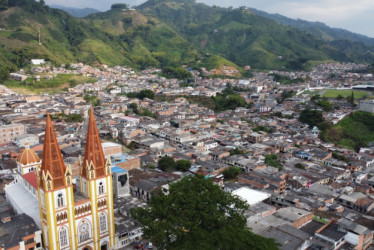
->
(82, 108), (106, 178)
(41, 114), (66, 189)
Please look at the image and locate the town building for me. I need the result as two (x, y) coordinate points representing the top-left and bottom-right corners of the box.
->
(359, 100), (374, 113)
(0, 123), (25, 144)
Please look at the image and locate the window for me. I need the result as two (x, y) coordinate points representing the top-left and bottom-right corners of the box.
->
(79, 221), (90, 243)
(99, 182), (104, 195)
(57, 193), (64, 207)
(99, 213), (107, 233)
(59, 227), (68, 247)
(25, 238), (34, 245)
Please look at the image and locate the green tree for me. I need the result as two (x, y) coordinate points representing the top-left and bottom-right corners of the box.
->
(129, 103), (138, 113)
(65, 113), (83, 122)
(138, 89), (155, 100)
(158, 156), (176, 172)
(311, 94), (321, 103)
(265, 154), (283, 170)
(83, 95), (99, 106)
(347, 91), (355, 106)
(175, 160), (191, 172)
(299, 108), (325, 128)
(295, 163), (306, 169)
(223, 166), (242, 179)
(317, 97), (332, 111)
(230, 148), (245, 156)
(0, 0), (8, 10)
(131, 175), (279, 250)
(162, 66), (192, 80)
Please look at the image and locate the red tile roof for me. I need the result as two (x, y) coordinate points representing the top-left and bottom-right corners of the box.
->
(23, 171), (38, 190)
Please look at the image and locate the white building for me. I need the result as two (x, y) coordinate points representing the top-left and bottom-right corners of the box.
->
(31, 59), (45, 65)
(359, 100), (374, 113)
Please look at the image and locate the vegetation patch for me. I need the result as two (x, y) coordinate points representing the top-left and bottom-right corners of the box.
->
(3, 74), (97, 93)
(321, 111), (374, 151)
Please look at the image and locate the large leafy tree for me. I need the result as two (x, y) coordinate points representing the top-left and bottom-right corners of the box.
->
(158, 156), (176, 172)
(175, 159), (191, 172)
(131, 175), (279, 250)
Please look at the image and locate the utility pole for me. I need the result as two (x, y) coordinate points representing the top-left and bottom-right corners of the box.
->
(38, 26), (41, 45)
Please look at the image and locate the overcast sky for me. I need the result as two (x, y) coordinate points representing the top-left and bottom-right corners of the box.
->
(45, 0), (374, 38)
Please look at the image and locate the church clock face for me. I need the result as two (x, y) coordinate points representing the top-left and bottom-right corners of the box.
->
(80, 221), (89, 233)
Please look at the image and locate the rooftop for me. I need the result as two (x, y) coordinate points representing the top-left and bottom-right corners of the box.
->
(232, 187), (271, 206)
(0, 213), (39, 249)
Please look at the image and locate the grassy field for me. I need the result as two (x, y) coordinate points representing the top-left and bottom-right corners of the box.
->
(322, 89), (368, 99)
(3, 74), (97, 94)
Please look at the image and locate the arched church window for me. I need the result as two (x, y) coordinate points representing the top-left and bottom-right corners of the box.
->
(59, 227), (68, 247)
(57, 193), (64, 207)
(79, 221), (90, 243)
(99, 182), (104, 195)
(99, 213), (107, 232)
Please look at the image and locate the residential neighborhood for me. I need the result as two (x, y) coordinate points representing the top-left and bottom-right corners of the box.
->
(1, 61), (374, 249)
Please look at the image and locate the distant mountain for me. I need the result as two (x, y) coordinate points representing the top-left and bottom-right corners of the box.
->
(0, 0), (231, 81)
(2, 0), (374, 84)
(50, 5), (100, 18)
(250, 8), (374, 47)
(137, 0), (374, 70)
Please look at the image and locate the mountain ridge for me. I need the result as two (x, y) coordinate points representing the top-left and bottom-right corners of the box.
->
(49, 5), (100, 18)
(137, 0), (374, 69)
(249, 8), (374, 47)
(1, 0), (374, 83)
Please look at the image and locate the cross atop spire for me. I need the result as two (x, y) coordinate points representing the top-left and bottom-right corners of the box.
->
(41, 114), (66, 189)
(82, 108), (106, 178)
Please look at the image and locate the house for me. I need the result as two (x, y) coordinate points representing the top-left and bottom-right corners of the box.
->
(0, 123), (26, 144)
(203, 140), (218, 151)
(15, 134), (39, 147)
(248, 132), (264, 143)
(117, 116), (140, 127)
(238, 171), (286, 193)
(262, 224), (311, 250)
(295, 151), (312, 160)
(0, 213), (43, 249)
(31, 59), (45, 65)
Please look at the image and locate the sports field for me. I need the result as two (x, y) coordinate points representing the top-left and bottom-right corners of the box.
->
(322, 89), (368, 99)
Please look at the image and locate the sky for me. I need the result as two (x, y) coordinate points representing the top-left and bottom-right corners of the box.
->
(45, 0), (374, 38)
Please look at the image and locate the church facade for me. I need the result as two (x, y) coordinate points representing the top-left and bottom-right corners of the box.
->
(37, 110), (116, 250)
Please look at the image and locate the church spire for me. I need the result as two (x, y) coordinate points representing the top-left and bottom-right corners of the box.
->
(41, 113), (66, 189)
(82, 108), (106, 178)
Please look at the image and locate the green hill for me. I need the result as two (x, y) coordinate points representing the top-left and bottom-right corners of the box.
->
(321, 111), (374, 150)
(0, 0), (232, 83)
(137, 0), (374, 70)
(2, 0), (374, 85)
(250, 8), (374, 47)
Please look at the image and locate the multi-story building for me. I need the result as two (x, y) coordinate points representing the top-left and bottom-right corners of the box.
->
(0, 123), (25, 144)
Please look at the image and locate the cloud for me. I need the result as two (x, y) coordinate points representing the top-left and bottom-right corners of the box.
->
(266, 0), (374, 22)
